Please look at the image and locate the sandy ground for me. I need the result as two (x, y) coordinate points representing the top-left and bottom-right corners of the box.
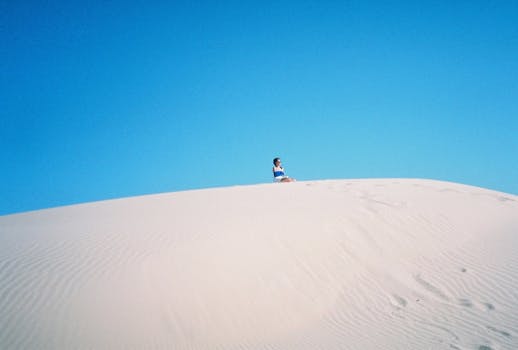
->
(0, 179), (517, 349)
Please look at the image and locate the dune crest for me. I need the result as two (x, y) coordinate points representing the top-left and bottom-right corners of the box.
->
(1, 179), (517, 349)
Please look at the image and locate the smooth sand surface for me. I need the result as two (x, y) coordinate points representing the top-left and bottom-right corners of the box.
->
(1, 179), (517, 349)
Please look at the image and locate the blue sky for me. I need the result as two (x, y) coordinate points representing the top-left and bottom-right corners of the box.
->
(2, 1), (518, 215)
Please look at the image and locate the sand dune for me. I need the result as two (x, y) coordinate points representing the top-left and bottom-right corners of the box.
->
(1, 179), (517, 349)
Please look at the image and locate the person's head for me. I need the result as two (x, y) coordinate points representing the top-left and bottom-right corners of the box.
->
(273, 157), (281, 166)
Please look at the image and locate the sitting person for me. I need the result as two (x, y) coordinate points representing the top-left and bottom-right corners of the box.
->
(272, 157), (296, 182)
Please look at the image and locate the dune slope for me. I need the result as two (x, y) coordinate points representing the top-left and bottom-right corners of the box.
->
(1, 179), (517, 349)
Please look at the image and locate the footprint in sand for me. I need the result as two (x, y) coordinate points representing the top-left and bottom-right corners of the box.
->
(458, 298), (473, 307)
(414, 274), (449, 301)
(474, 301), (495, 312)
(390, 294), (407, 308)
(487, 325), (511, 338)
(482, 302), (495, 311)
(458, 299), (495, 312)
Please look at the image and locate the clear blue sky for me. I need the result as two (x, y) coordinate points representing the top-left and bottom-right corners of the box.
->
(2, 1), (518, 215)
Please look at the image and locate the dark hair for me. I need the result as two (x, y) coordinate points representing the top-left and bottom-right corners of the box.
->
(273, 157), (280, 165)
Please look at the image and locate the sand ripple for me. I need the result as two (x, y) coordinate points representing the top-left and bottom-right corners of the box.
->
(0, 179), (517, 349)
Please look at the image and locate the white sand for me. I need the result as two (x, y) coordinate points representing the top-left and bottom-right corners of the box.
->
(1, 179), (517, 349)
